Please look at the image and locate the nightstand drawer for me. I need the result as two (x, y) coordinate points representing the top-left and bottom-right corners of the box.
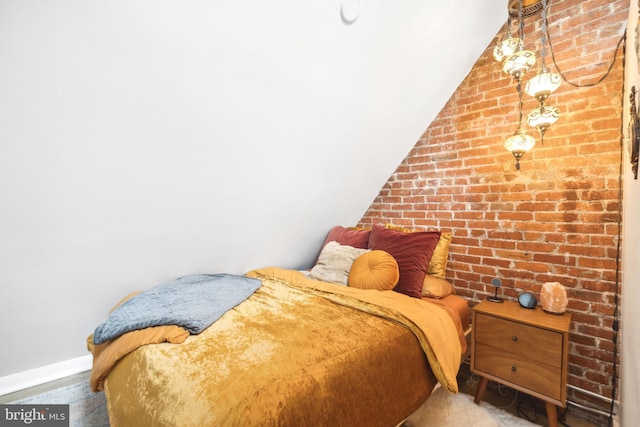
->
(475, 313), (563, 367)
(474, 342), (562, 400)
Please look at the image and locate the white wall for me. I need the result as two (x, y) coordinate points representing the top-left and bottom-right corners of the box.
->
(0, 0), (503, 377)
(622, 3), (640, 425)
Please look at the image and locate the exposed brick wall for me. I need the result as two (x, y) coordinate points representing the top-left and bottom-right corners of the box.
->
(358, 0), (628, 416)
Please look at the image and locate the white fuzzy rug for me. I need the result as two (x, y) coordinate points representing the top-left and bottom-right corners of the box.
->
(404, 386), (538, 427)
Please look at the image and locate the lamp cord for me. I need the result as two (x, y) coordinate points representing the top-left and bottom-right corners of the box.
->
(545, 0), (625, 88)
(539, 0), (548, 69)
(518, 0), (525, 45)
(608, 31), (626, 427)
(545, 2), (625, 422)
(516, 0), (525, 128)
(516, 79), (524, 128)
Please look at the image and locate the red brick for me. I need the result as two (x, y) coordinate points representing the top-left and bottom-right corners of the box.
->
(357, 0), (626, 402)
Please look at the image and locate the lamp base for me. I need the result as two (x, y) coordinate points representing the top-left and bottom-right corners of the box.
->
(488, 286), (503, 303)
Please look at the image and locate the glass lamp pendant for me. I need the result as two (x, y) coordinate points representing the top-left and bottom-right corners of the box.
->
(525, 70), (561, 102)
(527, 105), (560, 139)
(504, 128), (536, 170)
(493, 37), (523, 62)
(503, 49), (536, 80)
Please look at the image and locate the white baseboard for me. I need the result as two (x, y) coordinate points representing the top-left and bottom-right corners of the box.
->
(0, 355), (92, 397)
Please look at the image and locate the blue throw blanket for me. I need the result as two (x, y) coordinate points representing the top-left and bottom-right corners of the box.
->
(93, 274), (262, 345)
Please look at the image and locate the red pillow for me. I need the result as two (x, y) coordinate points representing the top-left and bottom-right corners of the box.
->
(368, 224), (440, 298)
(322, 226), (371, 249)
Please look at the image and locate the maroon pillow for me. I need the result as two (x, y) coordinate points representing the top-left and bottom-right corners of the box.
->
(321, 226), (371, 249)
(368, 224), (441, 298)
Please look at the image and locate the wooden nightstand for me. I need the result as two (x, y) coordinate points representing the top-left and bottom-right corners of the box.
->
(471, 300), (571, 427)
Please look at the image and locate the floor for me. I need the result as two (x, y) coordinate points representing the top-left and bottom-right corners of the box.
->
(0, 371), (109, 427)
(456, 362), (607, 427)
(0, 371), (91, 404)
(1, 364), (611, 427)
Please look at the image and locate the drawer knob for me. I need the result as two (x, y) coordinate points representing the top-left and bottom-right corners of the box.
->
(511, 366), (517, 372)
(512, 336), (518, 342)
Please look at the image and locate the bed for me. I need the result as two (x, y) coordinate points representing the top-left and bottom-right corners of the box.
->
(87, 225), (470, 426)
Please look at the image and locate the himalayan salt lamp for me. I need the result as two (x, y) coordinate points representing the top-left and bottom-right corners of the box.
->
(540, 281), (568, 314)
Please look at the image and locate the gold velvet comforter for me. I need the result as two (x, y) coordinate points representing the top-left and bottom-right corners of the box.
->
(90, 267), (463, 427)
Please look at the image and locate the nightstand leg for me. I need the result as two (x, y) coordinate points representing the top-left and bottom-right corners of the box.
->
(473, 376), (489, 404)
(545, 402), (558, 427)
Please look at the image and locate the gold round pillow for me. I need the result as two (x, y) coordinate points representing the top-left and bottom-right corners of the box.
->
(348, 250), (399, 290)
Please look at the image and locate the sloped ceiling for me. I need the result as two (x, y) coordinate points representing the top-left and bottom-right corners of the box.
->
(0, 0), (505, 375)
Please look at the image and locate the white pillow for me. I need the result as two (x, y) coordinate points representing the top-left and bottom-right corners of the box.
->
(309, 241), (370, 285)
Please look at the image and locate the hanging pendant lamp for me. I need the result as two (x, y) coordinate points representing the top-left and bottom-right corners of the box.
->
(502, 0), (536, 80)
(525, 0), (561, 141)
